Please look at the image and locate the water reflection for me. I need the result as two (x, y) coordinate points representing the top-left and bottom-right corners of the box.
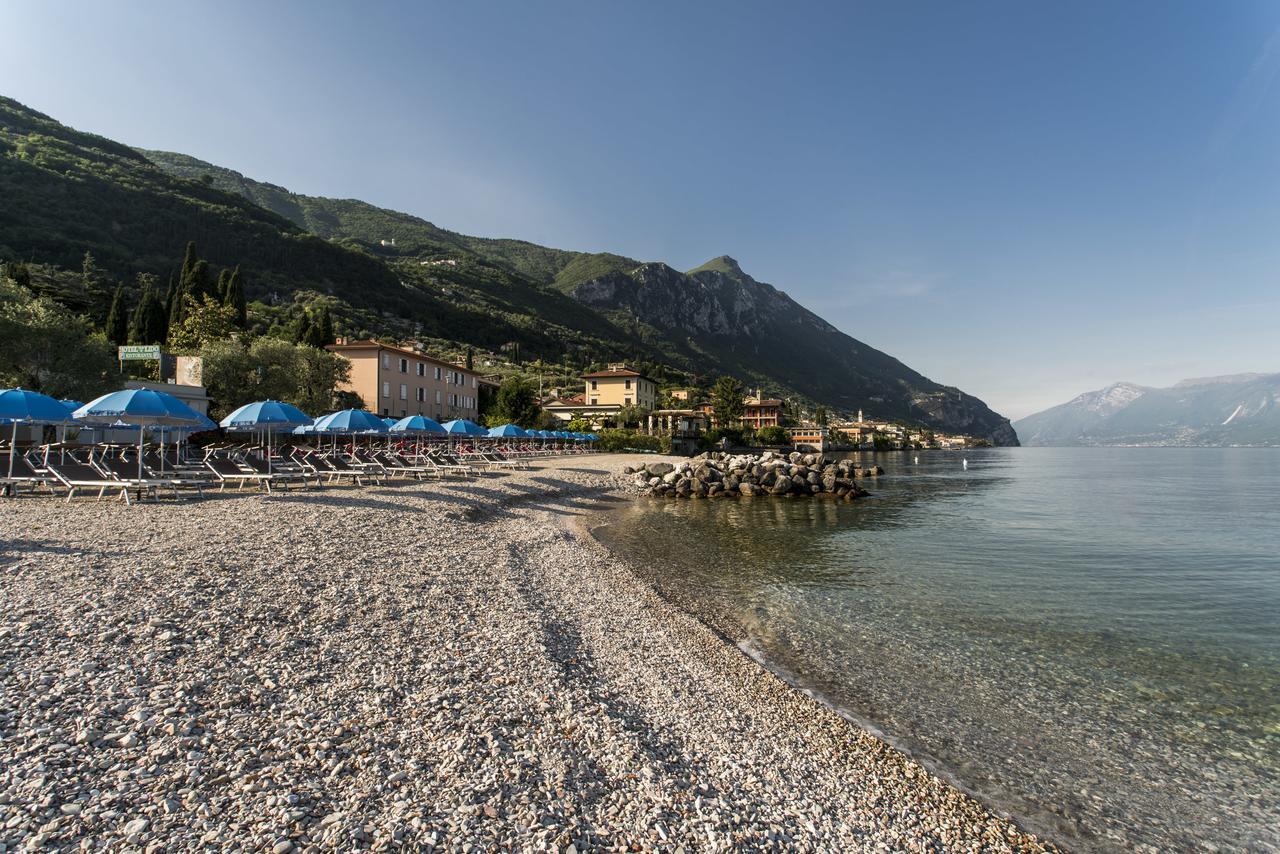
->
(596, 448), (1280, 851)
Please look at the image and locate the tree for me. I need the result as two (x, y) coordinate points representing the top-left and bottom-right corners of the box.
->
(566, 417), (592, 432)
(201, 337), (350, 420)
(167, 295), (238, 352)
(0, 275), (120, 399)
(711, 375), (745, 427)
(105, 285), (128, 346)
(465, 347), (474, 371)
(756, 426), (790, 446)
(224, 266), (247, 328)
(80, 251), (112, 322)
(486, 376), (541, 427)
(129, 275), (168, 345)
(815, 405), (829, 427)
(215, 268), (231, 304)
(310, 306), (335, 348)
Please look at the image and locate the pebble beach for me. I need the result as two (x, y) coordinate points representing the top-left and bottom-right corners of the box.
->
(0, 454), (1055, 852)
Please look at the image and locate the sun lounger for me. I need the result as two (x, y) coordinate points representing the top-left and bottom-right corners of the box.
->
(1, 452), (57, 496)
(46, 460), (146, 504)
(95, 456), (204, 500)
(204, 456), (287, 493)
(240, 454), (313, 487)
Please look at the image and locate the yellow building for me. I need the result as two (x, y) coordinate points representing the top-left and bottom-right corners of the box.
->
(327, 339), (484, 421)
(581, 364), (657, 410)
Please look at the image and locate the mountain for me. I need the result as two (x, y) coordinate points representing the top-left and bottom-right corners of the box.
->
(1015, 374), (1280, 446)
(0, 95), (1017, 443)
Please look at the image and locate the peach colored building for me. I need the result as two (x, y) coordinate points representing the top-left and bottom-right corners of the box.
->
(327, 340), (484, 421)
(582, 364), (657, 410)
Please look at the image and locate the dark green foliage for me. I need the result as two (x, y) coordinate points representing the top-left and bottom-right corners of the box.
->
(814, 405), (829, 427)
(224, 266), (246, 327)
(486, 376), (541, 428)
(594, 429), (666, 453)
(0, 274), (120, 399)
(128, 274), (168, 345)
(755, 426), (790, 445)
(215, 268), (230, 303)
(105, 284), (128, 345)
(712, 375), (745, 426)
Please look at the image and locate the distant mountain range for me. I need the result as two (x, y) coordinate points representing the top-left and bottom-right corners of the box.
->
(0, 95), (1017, 443)
(1015, 374), (1280, 446)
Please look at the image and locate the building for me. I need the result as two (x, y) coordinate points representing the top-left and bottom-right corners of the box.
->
(742, 390), (784, 429)
(786, 426), (828, 451)
(581, 364), (657, 410)
(327, 339), (484, 420)
(668, 388), (692, 402)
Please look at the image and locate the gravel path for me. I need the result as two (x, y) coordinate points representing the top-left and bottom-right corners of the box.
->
(0, 455), (1054, 852)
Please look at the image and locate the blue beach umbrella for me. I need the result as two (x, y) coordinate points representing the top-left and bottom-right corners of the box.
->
(1, 388), (77, 481)
(220, 400), (312, 429)
(75, 388), (202, 481)
(313, 409), (389, 434)
(389, 415), (447, 435)
(486, 424), (526, 438)
(220, 400), (312, 473)
(442, 419), (487, 436)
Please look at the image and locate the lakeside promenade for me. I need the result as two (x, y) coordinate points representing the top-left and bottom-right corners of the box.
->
(1, 456), (1052, 851)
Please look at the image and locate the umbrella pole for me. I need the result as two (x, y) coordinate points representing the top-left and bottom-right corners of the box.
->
(267, 426), (273, 475)
(8, 421), (16, 481)
(138, 425), (145, 482)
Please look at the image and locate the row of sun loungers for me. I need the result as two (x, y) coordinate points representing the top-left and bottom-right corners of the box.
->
(2, 442), (564, 503)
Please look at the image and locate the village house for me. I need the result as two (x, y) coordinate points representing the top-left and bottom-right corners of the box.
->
(327, 339), (486, 421)
(543, 364), (657, 426)
(742, 390), (784, 429)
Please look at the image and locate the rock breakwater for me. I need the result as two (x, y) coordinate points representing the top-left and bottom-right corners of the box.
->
(627, 451), (880, 498)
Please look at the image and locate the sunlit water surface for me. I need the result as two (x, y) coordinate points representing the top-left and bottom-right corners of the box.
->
(594, 448), (1280, 851)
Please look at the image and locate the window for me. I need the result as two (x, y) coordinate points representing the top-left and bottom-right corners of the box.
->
(399, 384), (408, 400)
(381, 353), (390, 369)
(416, 363), (425, 377)
(417, 388), (425, 402)
(435, 390), (442, 404)
(589, 397), (598, 405)
(472, 377), (477, 388)
(382, 381), (390, 399)
(625, 379), (632, 390)
(399, 358), (408, 373)
(624, 397), (632, 406)
(590, 380), (598, 390)
(434, 366), (442, 380)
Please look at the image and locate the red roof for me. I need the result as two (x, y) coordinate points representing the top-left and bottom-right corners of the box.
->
(581, 369), (645, 379)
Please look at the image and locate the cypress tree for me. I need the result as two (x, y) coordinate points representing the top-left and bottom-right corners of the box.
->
(179, 242), (198, 286)
(105, 285), (128, 346)
(293, 313), (314, 346)
(215, 269), (231, 304)
(314, 306), (334, 347)
(183, 259), (211, 303)
(163, 273), (177, 318)
(129, 281), (168, 345)
(225, 266), (247, 328)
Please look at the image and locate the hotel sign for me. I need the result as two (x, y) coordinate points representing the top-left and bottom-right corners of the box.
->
(118, 345), (161, 361)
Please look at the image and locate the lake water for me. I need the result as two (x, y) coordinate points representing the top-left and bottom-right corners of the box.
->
(594, 448), (1280, 851)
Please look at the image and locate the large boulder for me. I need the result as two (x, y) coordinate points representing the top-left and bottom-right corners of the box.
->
(739, 483), (758, 496)
(646, 462), (674, 477)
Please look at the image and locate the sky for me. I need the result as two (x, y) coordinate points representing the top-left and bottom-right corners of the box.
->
(3, 0), (1278, 419)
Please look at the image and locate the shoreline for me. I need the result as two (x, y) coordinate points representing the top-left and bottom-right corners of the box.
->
(1, 454), (1055, 851)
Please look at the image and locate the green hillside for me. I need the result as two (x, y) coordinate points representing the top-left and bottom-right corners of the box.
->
(1, 95), (1018, 441)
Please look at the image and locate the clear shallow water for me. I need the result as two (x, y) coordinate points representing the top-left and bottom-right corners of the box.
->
(595, 448), (1280, 851)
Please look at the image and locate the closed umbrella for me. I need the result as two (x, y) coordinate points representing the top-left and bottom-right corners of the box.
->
(220, 400), (312, 473)
(74, 388), (202, 482)
(1, 388), (76, 484)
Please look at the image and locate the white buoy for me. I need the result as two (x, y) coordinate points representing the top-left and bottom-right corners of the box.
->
(962, 458), (968, 469)
(913, 455), (919, 464)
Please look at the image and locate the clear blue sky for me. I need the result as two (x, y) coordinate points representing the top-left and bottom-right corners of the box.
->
(4, 1), (1278, 418)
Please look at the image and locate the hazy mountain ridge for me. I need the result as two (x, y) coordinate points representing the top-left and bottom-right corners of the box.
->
(1015, 374), (1280, 446)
